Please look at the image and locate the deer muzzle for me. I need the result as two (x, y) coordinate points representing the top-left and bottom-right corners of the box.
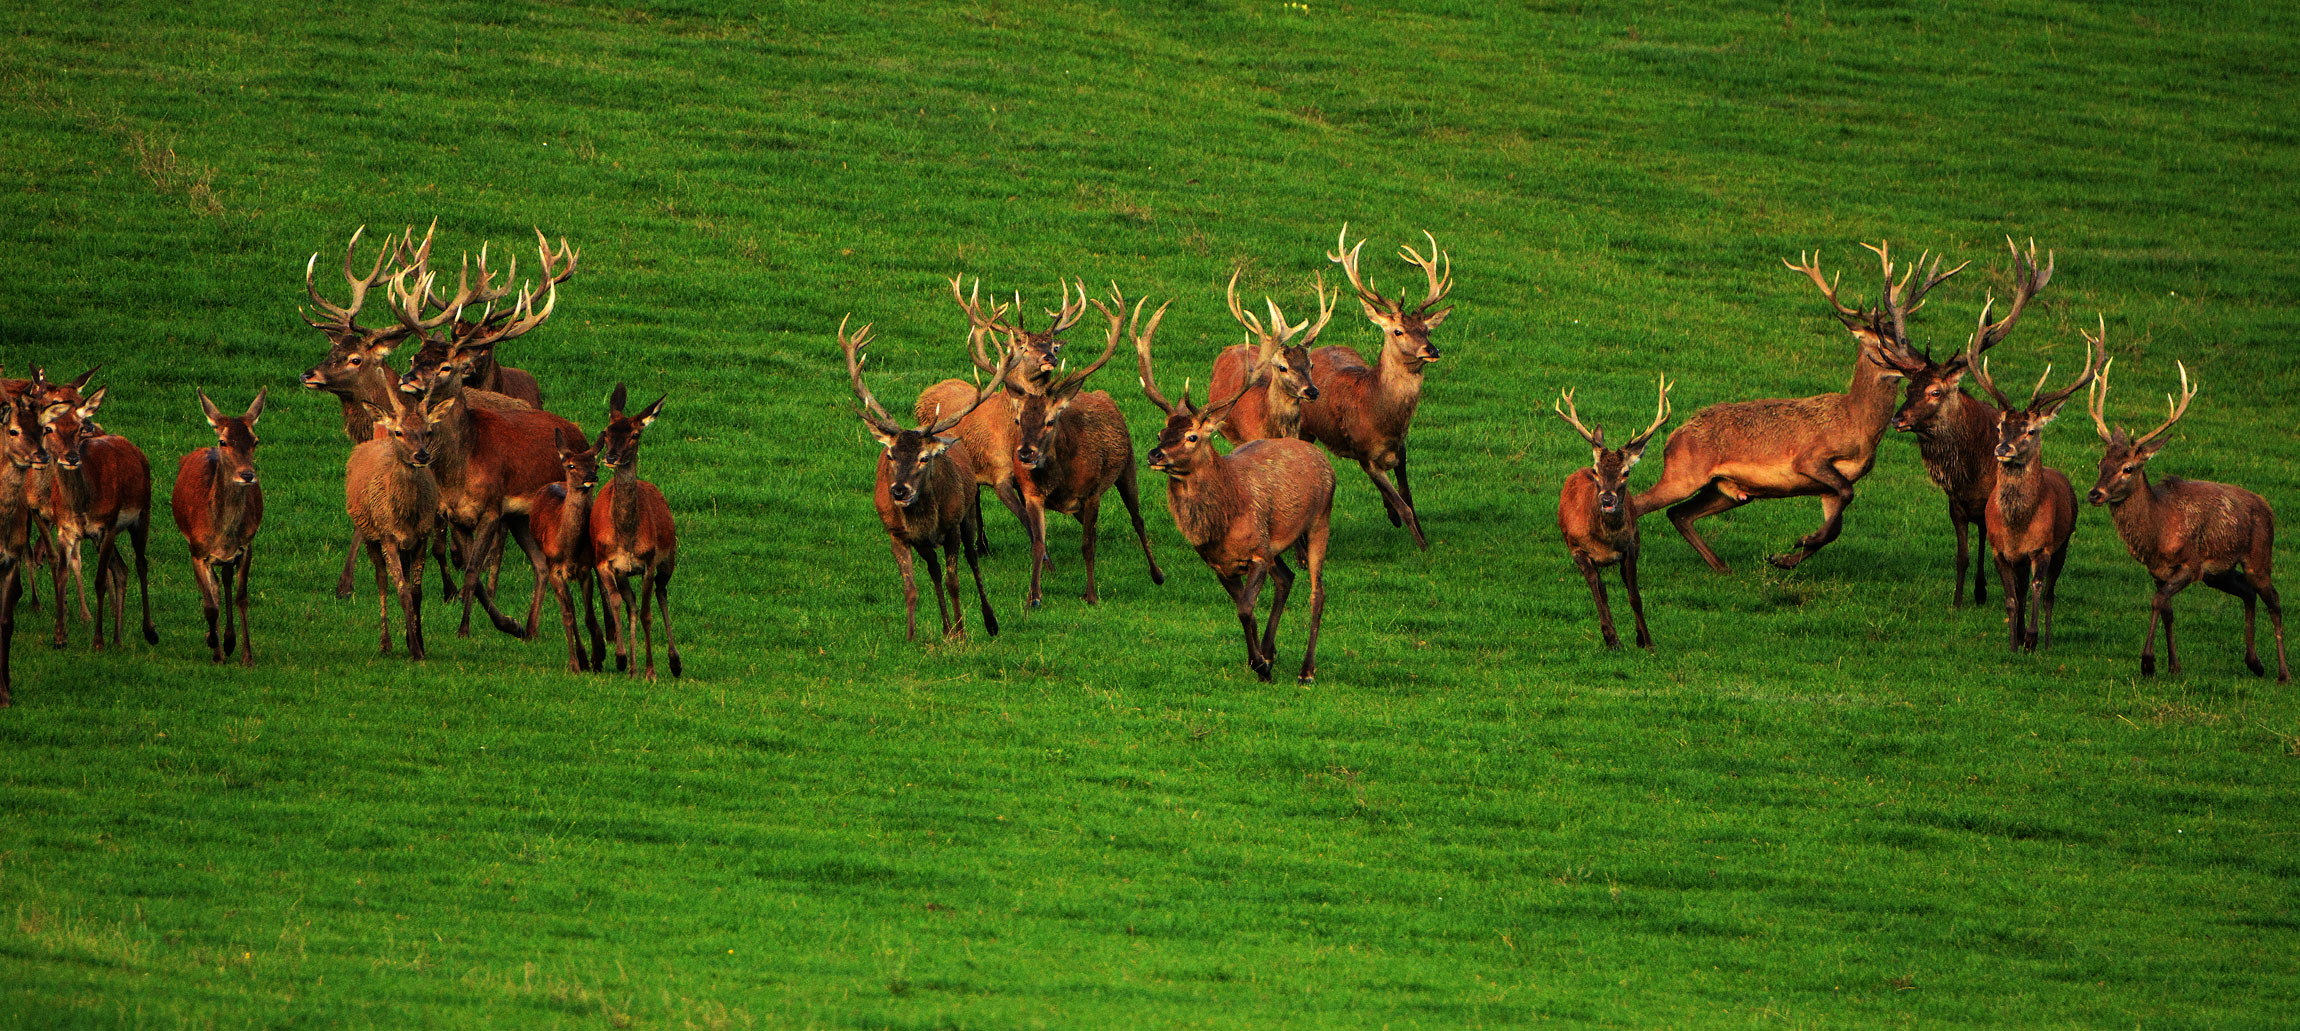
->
(886, 482), (916, 505)
(2086, 487), (2109, 506)
(300, 368), (328, 389)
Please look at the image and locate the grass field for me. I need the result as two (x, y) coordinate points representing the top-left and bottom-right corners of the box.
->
(3, 0), (2298, 1027)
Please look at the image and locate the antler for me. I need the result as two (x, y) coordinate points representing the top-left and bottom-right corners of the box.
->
(385, 270), (459, 347)
(1964, 335), (2016, 412)
(1626, 373), (1674, 449)
(1328, 223), (1394, 314)
(1225, 266), (1270, 341)
(926, 342), (1011, 436)
(1969, 237), (2054, 359)
(1048, 283), (1126, 396)
(1287, 271), (1339, 348)
(303, 226), (400, 329)
(1553, 388), (1604, 448)
(1112, 291), (1177, 416)
(464, 282), (560, 351)
(1042, 277), (1090, 336)
(837, 316), (905, 438)
(2023, 316), (2104, 414)
(951, 275), (1024, 378)
(1861, 239), (1969, 359)
(1398, 230), (1452, 314)
(2132, 359), (2199, 449)
(1782, 249), (1871, 333)
(535, 227), (580, 287)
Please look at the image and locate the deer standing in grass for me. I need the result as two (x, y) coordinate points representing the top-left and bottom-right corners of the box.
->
(1966, 318), (2101, 653)
(523, 429), (606, 672)
(1555, 377), (1673, 651)
(920, 277), (1082, 557)
(591, 385), (682, 679)
(1205, 268), (1334, 443)
(1131, 296), (1336, 683)
(346, 390), (450, 659)
(169, 390), (266, 665)
(36, 388), (157, 651)
(1635, 241), (1959, 572)
(1885, 239), (2054, 607)
(1301, 225), (1452, 550)
(1, 397), (42, 706)
(845, 318), (1009, 642)
(2087, 361), (2287, 682)
(5, 365), (98, 616)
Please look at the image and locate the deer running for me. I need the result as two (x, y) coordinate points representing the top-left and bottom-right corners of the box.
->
(590, 384), (682, 679)
(1966, 319), (2100, 653)
(169, 389), (266, 665)
(1554, 377), (1673, 650)
(918, 277), (1081, 557)
(1205, 268), (1334, 443)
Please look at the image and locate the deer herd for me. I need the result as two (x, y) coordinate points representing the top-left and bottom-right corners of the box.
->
(0, 224), (2287, 706)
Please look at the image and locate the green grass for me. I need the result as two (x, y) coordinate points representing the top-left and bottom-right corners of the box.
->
(3, 0), (2298, 1027)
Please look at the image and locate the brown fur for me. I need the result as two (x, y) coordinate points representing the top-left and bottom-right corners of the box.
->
(37, 392), (156, 653)
(169, 391), (266, 665)
(522, 437), (604, 671)
(344, 402), (441, 660)
(590, 387), (682, 679)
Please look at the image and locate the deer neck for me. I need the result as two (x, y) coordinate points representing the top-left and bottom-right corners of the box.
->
(609, 459), (642, 543)
(2106, 470), (2165, 554)
(560, 479), (595, 545)
(1992, 456), (2049, 527)
(1918, 392), (1997, 495)
(1843, 360), (1900, 442)
(204, 449), (253, 542)
(425, 383), (473, 490)
(1375, 344), (1427, 411)
(1163, 455), (1243, 550)
(49, 459), (93, 525)
(0, 458), (25, 546)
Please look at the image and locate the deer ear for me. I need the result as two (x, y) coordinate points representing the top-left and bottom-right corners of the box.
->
(425, 397), (457, 424)
(38, 401), (70, 427)
(244, 388), (267, 426)
(361, 401), (390, 427)
(67, 366), (98, 391)
(1357, 298), (1387, 323)
(609, 382), (629, 416)
(553, 427), (569, 458)
(636, 395), (665, 430)
(867, 424), (899, 449)
(76, 386), (107, 419)
(370, 342), (396, 359)
(1620, 446), (1645, 472)
(2134, 436), (2171, 463)
(198, 389), (225, 430)
(1419, 306), (1452, 329)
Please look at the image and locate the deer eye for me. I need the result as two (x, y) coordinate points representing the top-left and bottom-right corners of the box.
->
(2123, 465), (2137, 473)
(347, 356), (362, 366)
(1185, 433), (1199, 443)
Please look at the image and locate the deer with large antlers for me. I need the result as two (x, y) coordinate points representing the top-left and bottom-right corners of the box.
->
(169, 389), (266, 665)
(398, 228), (578, 407)
(34, 387), (157, 651)
(1555, 377), (1673, 651)
(917, 277), (1084, 556)
(1635, 241), (1962, 572)
(590, 384), (681, 679)
(845, 317), (1009, 642)
(1205, 268), (1335, 443)
(2087, 360), (2286, 681)
(1133, 297), (1336, 682)
(1966, 321), (2100, 653)
(1300, 224), (1452, 550)
(346, 389), (451, 660)
(1883, 239), (2055, 607)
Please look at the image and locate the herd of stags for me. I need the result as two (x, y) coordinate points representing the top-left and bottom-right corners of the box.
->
(0, 225), (685, 706)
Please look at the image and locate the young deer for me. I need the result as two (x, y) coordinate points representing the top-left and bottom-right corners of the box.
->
(1635, 241), (1960, 572)
(2087, 360), (2287, 681)
(1008, 285), (1166, 608)
(1966, 320), (2100, 653)
(590, 384), (682, 679)
(1205, 268), (1334, 443)
(169, 389), (266, 665)
(917, 278), (1079, 557)
(845, 318), (1008, 642)
(346, 391), (451, 659)
(522, 429), (606, 672)
(1884, 239), (2054, 607)
(36, 388), (157, 652)
(1554, 377), (1673, 650)
(1131, 297), (1337, 683)
(1300, 225), (1452, 550)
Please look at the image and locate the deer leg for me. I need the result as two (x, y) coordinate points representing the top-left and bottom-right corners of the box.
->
(1948, 502), (1972, 608)
(388, 544), (420, 661)
(1768, 467), (1855, 570)
(434, 524), (461, 603)
(235, 547), (255, 667)
(553, 570), (586, 672)
(2208, 572), (2265, 676)
(405, 543), (428, 660)
(106, 536), (128, 650)
(192, 557), (222, 662)
(582, 569), (607, 672)
(1296, 516), (1330, 685)
(2037, 543), (2066, 650)
(1221, 568), (1272, 681)
(504, 515), (545, 640)
(0, 565), (17, 706)
(992, 477), (1029, 555)
(653, 564), (681, 679)
(129, 518), (155, 645)
(475, 519), (532, 638)
(1077, 495), (1102, 605)
(1393, 447), (1416, 512)
(217, 560), (239, 661)
(597, 562), (632, 672)
(1996, 555), (2024, 653)
(971, 485), (991, 557)
(336, 526), (362, 600)
(1023, 494), (1049, 610)
(892, 537), (919, 642)
(1971, 519), (1989, 606)
(369, 541), (392, 655)
(936, 532), (966, 639)
(1666, 486), (1745, 574)
(1622, 545), (1653, 651)
(1115, 460), (1165, 586)
(91, 534), (117, 651)
(1261, 553), (1296, 664)
(1574, 552), (1618, 649)
(636, 567), (658, 681)
(59, 532), (88, 641)
(918, 540), (952, 638)
(2143, 572), (2193, 676)
(2024, 560), (2049, 653)
(962, 522), (999, 638)
(2258, 583), (2288, 683)
(1358, 459), (1427, 550)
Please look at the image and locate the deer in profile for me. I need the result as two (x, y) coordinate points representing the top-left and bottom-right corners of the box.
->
(1635, 241), (1960, 572)
(1554, 377), (1673, 651)
(845, 318), (1009, 642)
(1205, 268), (1334, 443)
(169, 389), (266, 665)
(919, 277), (1082, 556)
(1884, 238), (2053, 607)
(1966, 319), (2101, 653)
(346, 390), (451, 659)
(591, 384), (682, 679)
(2087, 360), (2286, 682)
(1300, 224), (1452, 550)
(35, 387), (157, 652)
(522, 429), (606, 672)
(1131, 296), (1337, 683)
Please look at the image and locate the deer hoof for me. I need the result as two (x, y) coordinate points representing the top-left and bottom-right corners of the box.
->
(1249, 659), (1273, 681)
(1296, 673), (1315, 686)
(2140, 655), (2156, 675)
(1765, 552), (1804, 570)
(2247, 656), (2267, 676)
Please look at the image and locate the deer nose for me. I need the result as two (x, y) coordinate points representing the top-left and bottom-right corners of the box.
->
(300, 369), (326, 388)
(887, 483), (914, 503)
(1146, 447), (1167, 467)
(2087, 488), (2107, 506)
(1301, 385), (1320, 401)
(1994, 444), (2016, 461)
(1015, 447), (1041, 467)
(411, 449), (433, 466)
(1420, 344), (1441, 362)
(236, 471), (258, 485)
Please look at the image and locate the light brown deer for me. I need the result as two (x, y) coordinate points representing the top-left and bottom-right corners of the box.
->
(917, 277), (1084, 556)
(2087, 361), (2286, 681)
(590, 384), (681, 679)
(346, 390), (451, 659)
(1008, 285), (1166, 608)
(6, 365), (99, 615)
(1634, 241), (1961, 572)
(845, 318), (1009, 642)
(1132, 297), (1336, 682)
(1, 395), (41, 706)
(1554, 377), (1673, 651)
(1206, 268), (1335, 444)
(1884, 239), (2054, 607)
(522, 429), (606, 672)
(1967, 320), (2100, 653)
(169, 389), (266, 665)
(35, 387), (157, 651)
(1299, 225), (1452, 550)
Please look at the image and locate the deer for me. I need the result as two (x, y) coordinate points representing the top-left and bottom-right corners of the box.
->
(399, 227), (578, 406)
(2087, 359), (2287, 682)
(1554, 377), (1673, 651)
(590, 384), (682, 679)
(1633, 241), (1962, 573)
(34, 387), (157, 651)
(1, 395), (43, 706)
(918, 277), (1085, 557)
(1884, 238), (2055, 608)
(1006, 284), (1167, 609)
(168, 389), (267, 665)
(1965, 318), (2101, 653)
(5, 365), (99, 615)
(1299, 224), (1452, 551)
(1205, 267), (1335, 443)
(522, 429), (607, 672)
(346, 389), (451, 659)
(1131, 295), (1336, 682)
(844, 317), (1010, 642)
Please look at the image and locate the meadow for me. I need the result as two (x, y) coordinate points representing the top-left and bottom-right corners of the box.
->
(3, 0), (2298, 1027)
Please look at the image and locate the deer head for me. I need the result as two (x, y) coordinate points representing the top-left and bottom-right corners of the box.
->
(36, 386), (108, 471)
(1126, 292), (1244, 479)
(361, 391), (453, 469)
(1967, 315), (2102, 471)
(1011, 284), (1125, 471)
(1228, 267), (1334, 402)
(1786, 240), (1971, 387)
(199, 388), (266, 487)
(1556, 376), (1673, 518)
(842, 316), (1006, 508)
(951, 275), (1086, 394)
(552, 427), (600, 494)
(1888, 239), (2054, 433)
(3, 396), (43, 472)
(1329, 224), (1451, 366)
(2086, 343), (2197, 507)
(598, 382), (667, 474)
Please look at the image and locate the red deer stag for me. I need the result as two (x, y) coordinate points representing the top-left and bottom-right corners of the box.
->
(1206, 268), (1334, 444)
(1966, 320), (2101, 652)
(845, 317), (1010, 642)
(1634, 241), (1961, 572)
(919, 277), (1083, 556)
(346, 390), (451, 659)
(1554, 377), (1673, 650)
(2087, 360), (2286, 681)
(169, 389), (266, 665)
(400, 227), (578, 406)
(35, 387), (157, 651)
(1131, 296), (1337, 682)
(1301, 225), (1451, 550)
(522, 429), (606, 672)
(591, 384), (682, 679)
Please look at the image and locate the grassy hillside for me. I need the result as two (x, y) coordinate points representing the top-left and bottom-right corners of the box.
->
(2, 1), (2297, 1027)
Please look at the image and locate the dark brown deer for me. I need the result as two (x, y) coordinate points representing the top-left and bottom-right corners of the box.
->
(522, 429), (606, 672)
(169, 389), (266, 665)
(34, 387), (157, 651)
(1634, 241), (1961, 572)
(1, 396), (41, 705)
(2087, 360), (2286, 681)
(1008, 286), (1166, 608)
(1132, 297), (1336, 682)
(1966, 320), (2100, 653)
(590, 384), (681, 679)
(1884, 239), (2054, 607)
(844, 317), (1008, 642)
(1554, 377), (1673, 650)
(346, 390), (450, 659)
(1205, 268), (1334, 444)
(1299, 225), (1451, 550)
(917, 278), (1082, 556)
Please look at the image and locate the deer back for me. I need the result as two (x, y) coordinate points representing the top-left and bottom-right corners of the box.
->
(1031, 390), (1134, 509)
(916, 378), (1018, 490)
